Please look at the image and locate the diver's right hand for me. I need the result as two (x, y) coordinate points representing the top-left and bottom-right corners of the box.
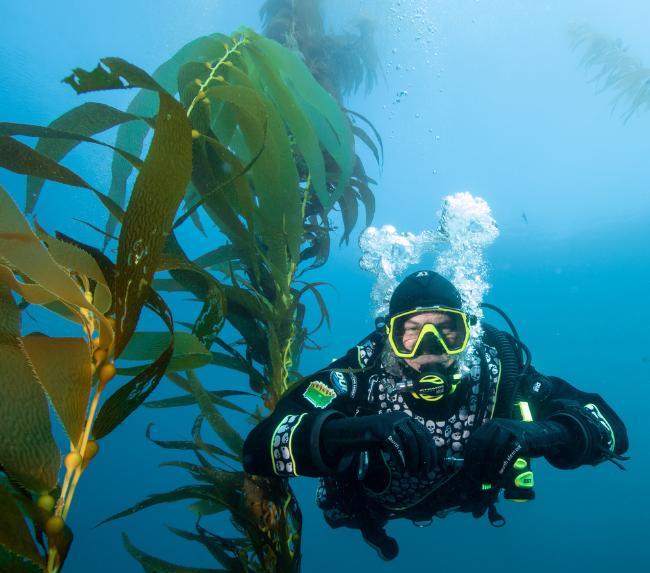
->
(320, 412), (437, 476)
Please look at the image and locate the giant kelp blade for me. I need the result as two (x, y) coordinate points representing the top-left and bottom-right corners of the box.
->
(21, 335), (92, 446)
(92, 288), (174, 439)
(144, 423), (240, 462)
(186, 371), (244, 458)
(0, 484), (45, 570)
(204, 83), (301, 279)
(183, 183), (208, 237)
(298, 222), (331, 274)
(0, 122), (142, 170)
(93, 349), (172, 440)
(34, 224), (112, 313)
(252, 33), (355, 209)
(174, 136), (260, 232)
(158, 236), (229, 340)
(0, 266), (58, 307)
(118, 332), (212, 375)
(98, 485), (224, 527)
(0, 548), (44, 573)
(63, 58), (163, 94)
(190, 415), (243, 463)
(221, 289), (270, 367)
(104, 34), (231, 248)
(0, 288), (60, 492)
(192, 289), (226, 349)
(295, 282), (331, 334)
(193, 245), (237, 269)
(210, 352), (253, 375)
(245, 40), (328, 207)
(0, 186), (113, 350)
(62, 56), (179, 252)
(65, 58), (194, 356)
(0, 136), (93, 191)
(119, 331), (207, 361)
(64, 57), (192, 354)
(188, 140), (258, 277)
(122, 534), (225, 573)
(0, 119), (142, 216)
(146, 388), (252, 416)
(337, 184), (359, 245)
(0, 138), (125, 221)
(13, 102), (146, 212)
(351, 125), (381, 168)
(351, 158), (376, 227)
(347, 109), (384, 167)
(165, 526), (239, 572)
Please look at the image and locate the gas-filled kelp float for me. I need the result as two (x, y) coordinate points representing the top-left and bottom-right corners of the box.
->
(0, 8), (381, 572)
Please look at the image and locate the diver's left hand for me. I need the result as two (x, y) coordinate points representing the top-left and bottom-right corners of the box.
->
(462, 419), (569, 484)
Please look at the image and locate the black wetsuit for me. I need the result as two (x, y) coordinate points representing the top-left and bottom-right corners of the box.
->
(243, 327), (629, 530)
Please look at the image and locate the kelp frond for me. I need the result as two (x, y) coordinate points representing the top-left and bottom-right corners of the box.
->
(570, 23), (650, 122)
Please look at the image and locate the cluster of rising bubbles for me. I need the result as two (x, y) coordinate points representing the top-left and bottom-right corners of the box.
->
(359, 191), (499, 360)
(359, 224), (440, 315)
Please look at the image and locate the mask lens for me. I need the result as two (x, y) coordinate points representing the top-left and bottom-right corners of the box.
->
(389, 308), (469, 356)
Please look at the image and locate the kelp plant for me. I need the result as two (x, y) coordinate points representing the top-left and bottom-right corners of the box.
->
(0, 20), (380, 573)
(0, 58), (201, 572)
(571, 23), (650, 121)
(260, 0), (382, 101)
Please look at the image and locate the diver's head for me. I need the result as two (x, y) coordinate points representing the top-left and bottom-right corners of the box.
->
(386, 270), (471, 372)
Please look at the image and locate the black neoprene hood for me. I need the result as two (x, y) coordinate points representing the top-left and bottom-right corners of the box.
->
(389, 270), (462, 316)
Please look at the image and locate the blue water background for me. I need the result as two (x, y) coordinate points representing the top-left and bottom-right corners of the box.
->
(1, 1), (648, 571)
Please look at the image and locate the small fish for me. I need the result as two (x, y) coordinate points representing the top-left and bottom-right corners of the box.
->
(522, 212), (528, 224)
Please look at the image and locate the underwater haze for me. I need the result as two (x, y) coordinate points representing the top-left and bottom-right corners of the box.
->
(1, 1), (648, 572)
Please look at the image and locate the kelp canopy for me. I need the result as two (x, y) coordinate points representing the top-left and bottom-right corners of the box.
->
(261, 0), (381, 100)
(0, 8), (381, 572)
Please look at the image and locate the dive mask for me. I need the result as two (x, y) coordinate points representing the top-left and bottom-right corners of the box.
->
(386, 306), (471, 359)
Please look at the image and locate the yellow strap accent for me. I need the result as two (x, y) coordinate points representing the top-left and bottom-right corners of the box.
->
(518, 401), (533, 422)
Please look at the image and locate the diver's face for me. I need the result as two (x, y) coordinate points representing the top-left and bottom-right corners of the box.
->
(400, 311), (458, 371)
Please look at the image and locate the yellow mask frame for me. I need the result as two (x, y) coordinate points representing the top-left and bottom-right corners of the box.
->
(386, 306), (471, 359)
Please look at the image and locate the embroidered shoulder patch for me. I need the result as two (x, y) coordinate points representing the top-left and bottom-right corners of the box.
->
(303, 381), (337, 408)
(329, 370), (349, 395)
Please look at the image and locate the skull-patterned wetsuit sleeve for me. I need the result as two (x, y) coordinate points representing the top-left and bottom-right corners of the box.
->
(242, 340), (367, 478)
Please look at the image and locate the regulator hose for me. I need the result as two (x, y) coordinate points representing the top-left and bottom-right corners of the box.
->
(480, 303), (531, 418)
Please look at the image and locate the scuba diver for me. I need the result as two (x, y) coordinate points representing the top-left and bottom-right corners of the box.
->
(242, 270), (629, 561)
